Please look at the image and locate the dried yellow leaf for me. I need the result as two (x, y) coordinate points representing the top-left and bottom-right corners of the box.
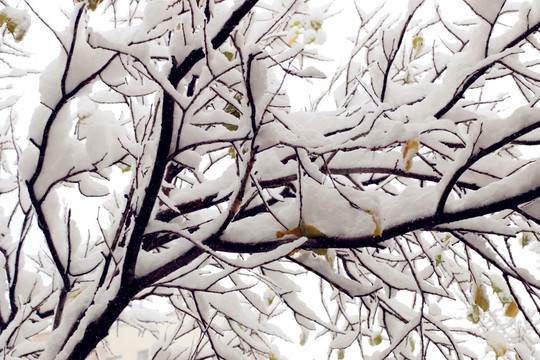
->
(409, 336), (415, 352)
(467, 305), (480, 324)
(288, 248), (300, 256)
(299, 220), (325, 237)
(403, 139), (420, 172)
(299, 330), (308, 345)
(489, 344), (507, 359)
(505, 301), (519, 317)
(276, 227), (303, 239)
(287, 31), (298, 46)
(277, 220), (325, 239)
(412, 36), (423, 59)
(76, 0), (103, 11)
(365, 210), (382, 237)
(474, 285), (490, 312)
(369, 333), (383, 346)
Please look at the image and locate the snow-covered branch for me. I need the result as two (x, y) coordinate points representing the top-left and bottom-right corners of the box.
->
(2, 0), (540, 359)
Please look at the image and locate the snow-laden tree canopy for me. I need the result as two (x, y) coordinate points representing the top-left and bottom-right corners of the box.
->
(1, 0), (540, 359)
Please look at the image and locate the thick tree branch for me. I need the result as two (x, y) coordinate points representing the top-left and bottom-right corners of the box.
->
(67, 3), (262, 359)
(210, 181), (540, 253)
(122, 0), (260, 283)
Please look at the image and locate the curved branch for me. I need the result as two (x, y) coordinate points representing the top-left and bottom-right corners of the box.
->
(436, 118), (540, 215)
(380, 2), (422, 102)
(434, 19), (540, 119)
(211, 180), (540, 253)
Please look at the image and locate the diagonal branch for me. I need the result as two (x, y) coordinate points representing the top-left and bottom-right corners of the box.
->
(434, 19), (540, 119)
(380, 2), (422, 102)
(436, 119), (540, 215)
(65, 3), (264, 359)
(61, 5), (84, 97)
(121, 0), (261, 284)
